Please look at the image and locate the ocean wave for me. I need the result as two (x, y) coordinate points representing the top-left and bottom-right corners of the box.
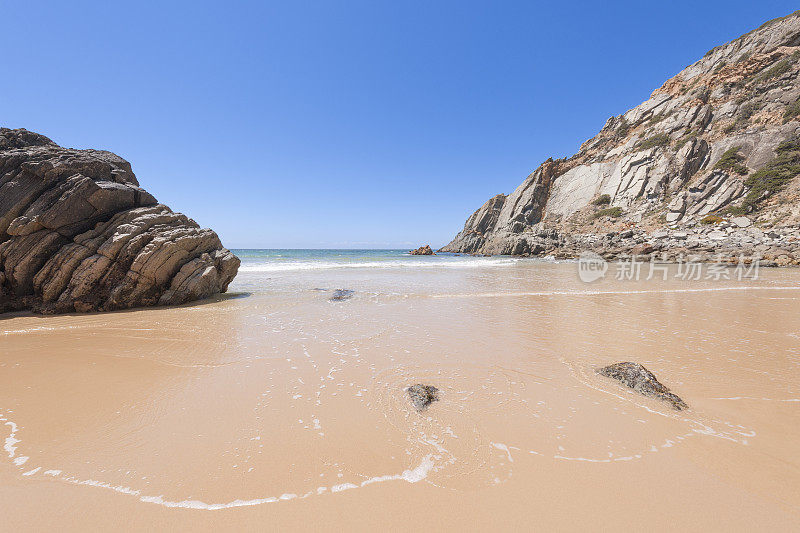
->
(238, 258), (524, 272)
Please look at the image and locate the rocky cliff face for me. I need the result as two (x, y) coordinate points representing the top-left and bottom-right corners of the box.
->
(443, 11), (800, 259)
(0, 128), (239, 314)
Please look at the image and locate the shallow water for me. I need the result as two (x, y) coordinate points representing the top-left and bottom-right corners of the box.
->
(2, 251), (800, 530)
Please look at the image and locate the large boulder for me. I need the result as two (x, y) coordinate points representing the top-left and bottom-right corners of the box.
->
(0, 128), (239, 314)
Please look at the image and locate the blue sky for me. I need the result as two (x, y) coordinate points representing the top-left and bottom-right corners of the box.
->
(3, 1), (797, 248)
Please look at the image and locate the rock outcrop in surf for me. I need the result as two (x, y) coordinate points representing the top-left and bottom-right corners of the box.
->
(409, 245), (434, 256)
(442, 11), (800, 263)
(0, 127), (239, 314)
(598, 362), (688, 410)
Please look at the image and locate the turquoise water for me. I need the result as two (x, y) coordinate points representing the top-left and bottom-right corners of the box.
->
(231, 249), (524, 272)
(227, 249), (528, 294)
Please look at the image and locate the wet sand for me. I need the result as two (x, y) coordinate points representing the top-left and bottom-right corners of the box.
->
(2, 261), (800, 530)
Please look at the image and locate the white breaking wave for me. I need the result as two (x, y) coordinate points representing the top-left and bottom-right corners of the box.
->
(238, 258), (523, 272)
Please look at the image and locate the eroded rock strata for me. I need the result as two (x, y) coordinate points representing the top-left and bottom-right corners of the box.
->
(0, 128), (239, 314)
(442, 11), (800, 263)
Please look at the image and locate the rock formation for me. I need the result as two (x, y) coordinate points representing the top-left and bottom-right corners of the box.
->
(442, 11), (800, 262)
(0, 128), (239, 314)
(407, 384), (439, 411)
(597, 362), (688, 410)
(409, 244), (434, 255)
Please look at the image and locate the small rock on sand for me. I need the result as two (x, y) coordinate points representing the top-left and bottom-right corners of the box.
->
(597, 362), (688, 410)
(330, 289), (355, 301)
(407, 384), (439, 410)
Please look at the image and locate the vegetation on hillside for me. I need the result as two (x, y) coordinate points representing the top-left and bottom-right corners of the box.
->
(713, 146), (749, 175)
(784, 97), (800, 123)
(700, 214), (724, 225)
(592, 206), (623, 219)
(755, 58), (793, 82)
(637, 133), (671, 150)
(740, 136), (800, 211)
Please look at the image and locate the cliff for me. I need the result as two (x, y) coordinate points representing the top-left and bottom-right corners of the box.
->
(0, 128), (239, 314)
(442, 11), (800, 261)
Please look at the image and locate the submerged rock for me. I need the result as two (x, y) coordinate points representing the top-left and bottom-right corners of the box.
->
(409, 244), (434, 256)
(0, 128), (239, 314)
(407, 384), (439, 411)
(329, 289), (355, 301)
(597, 362), (688, 410)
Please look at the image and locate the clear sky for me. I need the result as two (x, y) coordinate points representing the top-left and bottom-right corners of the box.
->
(3, 1), (797, 248)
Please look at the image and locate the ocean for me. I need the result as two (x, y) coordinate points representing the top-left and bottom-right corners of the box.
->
(232, 249), (524, 272)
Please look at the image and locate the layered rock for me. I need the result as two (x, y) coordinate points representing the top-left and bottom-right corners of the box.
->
(443, 11), (800, 259)
(0, 128), (239, 314)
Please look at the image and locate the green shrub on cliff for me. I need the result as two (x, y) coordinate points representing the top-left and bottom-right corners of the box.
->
(756, 59), (791, 82)
(592, 194), (611, 206)
(784, 97), (800, 123)
(615, 118), (630, 139)
(700, 214), (724, 225)
(721, 204), (748, 216)
(713, 146), (749, 175)
(637, 133), (671, 150)
(593, 206), (623, 219)
(741, 136), (800, 211)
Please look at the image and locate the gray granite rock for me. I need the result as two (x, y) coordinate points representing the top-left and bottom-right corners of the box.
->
(442, 12), (800, 261)
(731, 216), (752, 228)
(0, 128), (239, 314)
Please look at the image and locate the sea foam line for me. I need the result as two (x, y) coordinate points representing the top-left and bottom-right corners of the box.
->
(430, 285), (800, 299)
(0, 410), (437, 510)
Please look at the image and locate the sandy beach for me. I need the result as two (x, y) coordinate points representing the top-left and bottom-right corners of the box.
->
(6, 4), (800, 531)
(2, 255), (799, 530)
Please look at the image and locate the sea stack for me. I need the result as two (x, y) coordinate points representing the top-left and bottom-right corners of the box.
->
(409, 244), (435, 255)
(0, 128), (239, 314)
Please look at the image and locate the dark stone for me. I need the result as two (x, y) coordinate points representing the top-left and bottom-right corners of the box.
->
(597, 362), (688, 410)
(407, 384), (439, 411)
(330, 289), (355, 301)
